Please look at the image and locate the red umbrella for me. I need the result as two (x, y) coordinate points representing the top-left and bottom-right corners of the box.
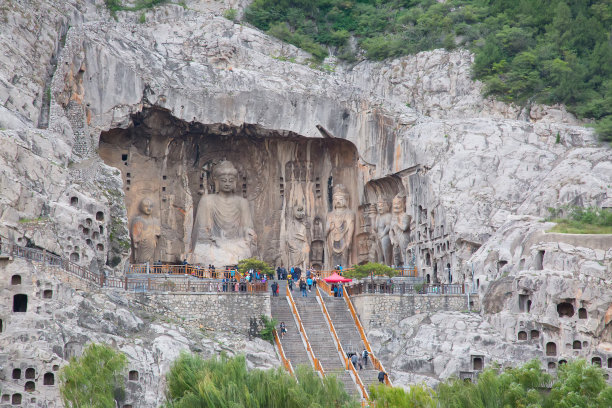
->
(324, 272), (352, 283)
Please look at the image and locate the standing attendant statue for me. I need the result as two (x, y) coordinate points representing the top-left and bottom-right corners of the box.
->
(130, 198), (161, 264)
(326, 184), (355, 268)
(285, 204), (310, 270)
(375, 199), (392, 265)
(389, 194), (411, 266)
(190, 160), (257, 266)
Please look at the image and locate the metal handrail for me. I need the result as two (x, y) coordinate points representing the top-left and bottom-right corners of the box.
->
(343, 286), (392, 387)
(316, 286), (369, 400)
(273, 329), (294, 377)
(286, 285), (325, 376)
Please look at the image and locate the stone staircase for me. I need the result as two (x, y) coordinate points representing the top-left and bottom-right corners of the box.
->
(292, 290), (361, 397)
(320, 291), (382, 392)
(270, 280), (311, 371)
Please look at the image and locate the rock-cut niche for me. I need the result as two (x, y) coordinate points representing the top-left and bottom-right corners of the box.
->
(99, 108), (360, 269)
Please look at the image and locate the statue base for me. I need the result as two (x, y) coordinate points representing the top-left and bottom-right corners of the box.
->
(188, 239), (252, 267)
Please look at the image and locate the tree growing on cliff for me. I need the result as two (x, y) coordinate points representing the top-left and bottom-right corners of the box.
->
(59, 343), (127, 408)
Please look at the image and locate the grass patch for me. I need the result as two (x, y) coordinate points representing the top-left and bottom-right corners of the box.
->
(547, 206), (612, 234)
(104, 0), (168, 18)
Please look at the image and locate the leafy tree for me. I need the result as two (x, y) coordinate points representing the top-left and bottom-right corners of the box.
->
(345, 262), (396, 280)
(59, 343), (127, 408)
(437, 359), (550, 408)
(164, 353), (358, 407)
(237, 257), (274, 277)
(545, 359), (612, 408)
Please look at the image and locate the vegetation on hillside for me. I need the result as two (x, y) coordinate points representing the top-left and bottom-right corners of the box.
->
(245, 0), (612, 142)
(164, 353), (358, 407)
(547, 206), (612, 234)
(59, 343), (127, 408)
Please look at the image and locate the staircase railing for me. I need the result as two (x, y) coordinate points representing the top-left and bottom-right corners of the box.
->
(343, 287), (392, 387)
(273, 328), (294, 377)
(316, 286), (369, 400)
(286, 285), (325, 377)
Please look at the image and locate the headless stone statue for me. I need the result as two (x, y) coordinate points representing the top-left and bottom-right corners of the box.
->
(130, 198), (161, 264)
(190, 161), (257, 266)
(375, 199), (392, 265)
(389, 194), (411, 266)
(285, 204), (310, 269)
(326, 184), (355, 268)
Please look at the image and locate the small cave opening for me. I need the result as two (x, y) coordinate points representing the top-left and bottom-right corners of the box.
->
(557, 302), (575, 318)
(517, 331), (527, 340)
(11, 274), (21, 285)
(129, 370), (139, 381)
(25, 368), (35, 379)
(43, 290), (53, 299)
(592, 357), (602, 367)
(13, 294), (28, 313)
(472, 356), (484, 371)
(559, 359), (567, 365)
(530, 329), (539, 339)
(546, 342), (557, 356)
(573, 340), (582, 350)
(578, 308), (587, 319)
(70, 196), (78, 206)
(96, 211), (105, 221)
(12, 368), (21, 379)
(547, 362), (556, 370)
(43, 372), (55, 385)
(11, 394), (21, 405)
(24, 381), (35, 392)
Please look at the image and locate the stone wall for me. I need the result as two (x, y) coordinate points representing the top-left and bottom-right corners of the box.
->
(132, 292), (271, 334)
(352, 293), (480, 332)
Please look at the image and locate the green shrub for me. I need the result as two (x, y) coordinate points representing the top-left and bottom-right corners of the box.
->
(60, 343), (127, 408)
(258, 314), (277, 344)
(224, 8), (238, 22)
(547, 206), (612, 234)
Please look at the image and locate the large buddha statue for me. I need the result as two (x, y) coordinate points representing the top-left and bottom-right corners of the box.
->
(190, 161), (257, 266)
(130, 198), (161, 264)
(326, 184), (355, 268)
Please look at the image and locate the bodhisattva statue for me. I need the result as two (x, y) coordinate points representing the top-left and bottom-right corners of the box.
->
(131, 198), (161, 264)
(375, 199), (393, 265)
(326, 185), (355, 268)
(285, 204), (310, 269)
(190, 161), (257, 266)
(389, 194), (411, 266)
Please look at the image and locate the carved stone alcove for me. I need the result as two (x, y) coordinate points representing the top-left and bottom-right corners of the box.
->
(99, 108), (361, 268)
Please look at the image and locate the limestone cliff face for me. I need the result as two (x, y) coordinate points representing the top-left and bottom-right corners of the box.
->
(0, 0), (611, 400)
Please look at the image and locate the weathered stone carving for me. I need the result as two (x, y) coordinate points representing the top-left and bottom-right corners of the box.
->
(130, 198), (161, 263)
(326, 184), (355, 267)
(190, 161), (257, 266)
(375, 199), (393, 265)
(285, 204), (310, 268)
(389, 194), (411, 266)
